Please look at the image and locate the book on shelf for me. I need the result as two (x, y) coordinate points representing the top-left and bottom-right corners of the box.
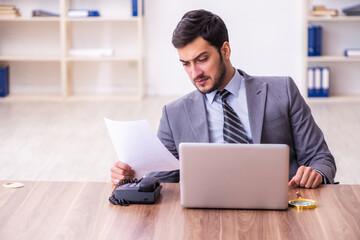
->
(307, 66), (329, 98)
(132, 0), (144, 17)
(0, 5), (16, 11)
(0, 5), (20, 18)
(344, 48), (360, 57)
(32, 9), (59, 17)
(342, 3), (360, 16)
(67, 10), (100, 18)
(311, 6), (338, 17)
(69, 48), (115, 57)
(308, 25), (322, 56)
(0, 64), (9, 97)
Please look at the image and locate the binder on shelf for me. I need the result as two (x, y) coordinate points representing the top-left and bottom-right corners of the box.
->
(307, 67), (315, 97)
(132, 0), (144, 17)
(0, 64), (9, 97)
(67, 9), (100, 18)
(321, 67), (330, 97)
(314, 25), (322, 56)
(307, 66), (330, 98)
(32, 9), (59, 17)
(308, 25), (322, 56)
(344, 48), (360, 57)
(308, 25), (316, 56)
(314, 67), (321, 96)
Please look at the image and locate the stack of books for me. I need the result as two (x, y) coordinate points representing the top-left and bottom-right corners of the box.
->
(0, 5), (20, 18)
(311, 6), (338, 17)
(307, 67), (330, 98)
(308, 25), (322, 56)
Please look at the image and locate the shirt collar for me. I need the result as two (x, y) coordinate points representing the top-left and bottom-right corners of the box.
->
(205, 68), (242, 104)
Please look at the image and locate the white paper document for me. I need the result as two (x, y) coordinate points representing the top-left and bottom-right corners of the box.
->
(104, 118), (179, 179)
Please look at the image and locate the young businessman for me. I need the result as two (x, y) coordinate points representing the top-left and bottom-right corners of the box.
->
(111, 9), (336, 188)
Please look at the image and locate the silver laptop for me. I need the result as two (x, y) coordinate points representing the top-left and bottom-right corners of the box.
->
(179, 143), (289, 210)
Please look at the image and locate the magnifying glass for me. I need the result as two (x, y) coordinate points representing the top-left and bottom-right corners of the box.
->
(289, 192), (318, 209)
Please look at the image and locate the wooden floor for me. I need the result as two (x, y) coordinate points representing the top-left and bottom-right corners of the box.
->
(0, 97), (359, 184)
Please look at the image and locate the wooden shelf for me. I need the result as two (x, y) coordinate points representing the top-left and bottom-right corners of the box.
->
(67, 54), (140, 62)
(308, 16), (360, 22)
(306, 95), (360, 102)
(67, 94), (144, 101)
(308, 55), (360, 62)
(303, 0), (360, 99)
(0, 17), (60, 22)
(0, 0), (144, 100)
(0, 55), (61, 61)
(0, 17), (141, 23)
(0, 94), (63, 101)
(66, 16), (139, 22)
(0, 93), (144, 101)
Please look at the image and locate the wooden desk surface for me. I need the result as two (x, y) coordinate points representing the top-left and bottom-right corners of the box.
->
(0, 181), (359, 240)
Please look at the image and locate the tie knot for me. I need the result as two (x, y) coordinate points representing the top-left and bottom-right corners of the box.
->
(218, 89), (231, 101)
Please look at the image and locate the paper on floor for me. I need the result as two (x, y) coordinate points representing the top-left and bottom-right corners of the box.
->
(104, 118), (179, 179)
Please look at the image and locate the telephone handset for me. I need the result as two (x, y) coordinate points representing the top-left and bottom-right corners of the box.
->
(109, 176), (162, 206)
(138, 176), (161, 192)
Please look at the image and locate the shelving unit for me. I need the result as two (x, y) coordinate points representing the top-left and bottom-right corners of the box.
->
(302, 0), (360, 100)
(0, 0), (144, 100)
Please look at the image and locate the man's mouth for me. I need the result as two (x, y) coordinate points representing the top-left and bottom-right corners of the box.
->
(195, 77), (209, 85)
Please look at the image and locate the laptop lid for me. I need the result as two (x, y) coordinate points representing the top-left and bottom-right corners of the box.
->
(179, 143), (289, 210)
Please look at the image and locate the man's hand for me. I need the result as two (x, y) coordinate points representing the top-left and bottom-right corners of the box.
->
(288, 166), (322, 189)
(110, 161), (135, 184)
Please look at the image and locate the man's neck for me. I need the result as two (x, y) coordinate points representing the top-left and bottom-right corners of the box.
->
(227, 66), (236, 82)
(219, 65), (236, 90)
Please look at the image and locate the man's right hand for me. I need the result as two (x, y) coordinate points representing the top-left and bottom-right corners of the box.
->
(110, 161), (135, 184)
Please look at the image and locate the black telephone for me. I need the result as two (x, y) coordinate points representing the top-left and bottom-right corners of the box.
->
(110, 177), (162, 206)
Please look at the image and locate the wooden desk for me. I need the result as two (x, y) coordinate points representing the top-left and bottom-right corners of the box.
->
(0, 181), (359, 239)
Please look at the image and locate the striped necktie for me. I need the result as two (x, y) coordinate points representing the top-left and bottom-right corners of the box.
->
(218, 89), (249, 144)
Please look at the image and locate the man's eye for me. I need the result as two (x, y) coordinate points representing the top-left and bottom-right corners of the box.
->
(182, 62), (189, 67)
(198, 57), (207, 62)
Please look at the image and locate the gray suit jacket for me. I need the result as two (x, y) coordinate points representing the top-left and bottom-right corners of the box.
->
(150, 69), (336, 183)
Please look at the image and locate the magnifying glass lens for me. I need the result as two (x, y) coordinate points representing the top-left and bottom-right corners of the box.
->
(289, 200), (316, 207)
(289, 192), (318, 209)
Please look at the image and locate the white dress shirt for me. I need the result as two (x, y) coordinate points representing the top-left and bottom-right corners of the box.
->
(204, 68), (253, 143)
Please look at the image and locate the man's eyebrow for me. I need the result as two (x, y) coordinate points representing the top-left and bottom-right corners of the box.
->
(179, 51), (208, 63)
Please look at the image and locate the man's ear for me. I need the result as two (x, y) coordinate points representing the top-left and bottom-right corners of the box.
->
(221, 41), (231, 60)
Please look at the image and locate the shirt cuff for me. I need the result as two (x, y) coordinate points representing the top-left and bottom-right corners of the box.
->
(313, 169), (327, 184)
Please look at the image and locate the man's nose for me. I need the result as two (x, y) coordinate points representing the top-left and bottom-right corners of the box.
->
(190, 64), (202, 80)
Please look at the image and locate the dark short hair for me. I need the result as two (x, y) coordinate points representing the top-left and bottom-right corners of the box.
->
(172, 10), (229, 52)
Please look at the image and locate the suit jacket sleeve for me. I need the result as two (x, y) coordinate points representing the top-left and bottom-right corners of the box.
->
(286, 77), (336, 183)
(146, 105), (180, 182)
(157, 105), (179, 159)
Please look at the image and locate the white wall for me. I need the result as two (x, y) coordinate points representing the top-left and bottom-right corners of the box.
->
(0, 0), (304, 96)
(144, 0), (304, 96)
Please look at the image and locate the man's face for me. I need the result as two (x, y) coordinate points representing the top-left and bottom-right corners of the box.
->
(178, 36), (227, 94)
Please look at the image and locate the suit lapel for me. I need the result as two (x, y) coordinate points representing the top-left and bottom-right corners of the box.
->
(243, 72), (267, 143)
(183, 91), (210, 142)
(180, 70), (267, 144)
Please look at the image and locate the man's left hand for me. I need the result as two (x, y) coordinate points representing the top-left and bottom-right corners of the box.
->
(288, 166), (322, 189)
